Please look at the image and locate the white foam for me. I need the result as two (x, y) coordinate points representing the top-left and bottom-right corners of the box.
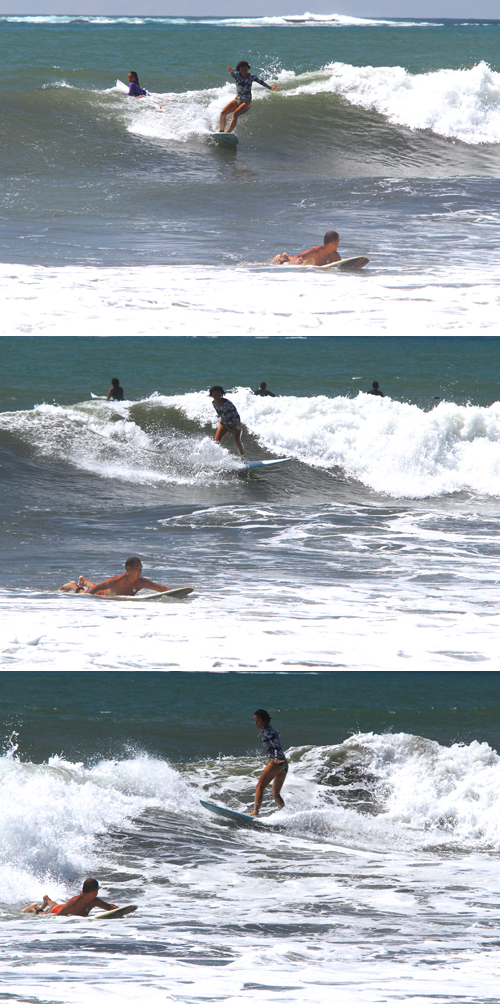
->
(1, 262), (500, 340)
(276, 59), (500, 145)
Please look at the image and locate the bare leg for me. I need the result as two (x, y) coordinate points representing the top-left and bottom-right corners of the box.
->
(232, 427), (244, 457)
(23, 894), (56, 913)
(272, 771), (287, 809)
(227, 101), (250, 133)
(219, 99), (238, 133)
(249, 761), (286, 816)
(214, 424), (228, 444)
(59, 576), (96, 593)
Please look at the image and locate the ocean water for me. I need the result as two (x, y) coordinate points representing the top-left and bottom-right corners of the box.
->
(1, 15), (500, 334)
(3, 13), (500, 1004)
(2, 671), (500, 1004)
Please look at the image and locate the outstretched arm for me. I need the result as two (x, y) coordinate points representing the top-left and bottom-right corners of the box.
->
(138, 577), (171, 593)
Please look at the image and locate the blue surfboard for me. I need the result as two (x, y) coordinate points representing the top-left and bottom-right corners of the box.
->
(200, 799), (263, 826)
(243, 458), (293, 470)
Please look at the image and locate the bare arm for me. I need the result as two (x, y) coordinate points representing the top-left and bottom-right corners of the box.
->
(86, 575), (122, 595)
(92, 897), (118, 911)
(137, 577), (170, 593)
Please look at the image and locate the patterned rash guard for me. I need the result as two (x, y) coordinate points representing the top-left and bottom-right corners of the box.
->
(261, 724), (286, 761)
(212, 398), (241, 429)
(231, 70), (273, 103)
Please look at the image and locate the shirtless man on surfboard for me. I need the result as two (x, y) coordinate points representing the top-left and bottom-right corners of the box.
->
(59, 556), (172, 597)
(272, 230), (341, 267)
(23, 878), (117, 916)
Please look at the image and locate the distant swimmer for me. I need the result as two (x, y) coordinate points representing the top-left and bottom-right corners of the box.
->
(59, 556), (172, 597)
(23, 878), (117, 917)
(219, 61), (278, 134)
(127, 71), (147, 97)
(368, 380), (384, 397)
(272, 231), (341, 267)
(209, 385), (245, 458)
(249, 709), (288, 817)
(253, 381), (275, 397)
(107, 377), (124, 401)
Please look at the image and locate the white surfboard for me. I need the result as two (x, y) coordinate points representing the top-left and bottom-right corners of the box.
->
(243, 458), (293, 469)
(65, 586), (194, 601)
(89, 904), (137, 921)
(317, 256), (370, 271)
(107, 586), (194, 601)
(200, 799), (263, 826)
(116, 79), (129, 94)
(209, 132), (238, 147)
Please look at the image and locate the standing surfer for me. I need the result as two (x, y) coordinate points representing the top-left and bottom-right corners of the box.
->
(219, 62), (278, 134)
(209, 385), (245, 458)
(249, 709), (288, 816)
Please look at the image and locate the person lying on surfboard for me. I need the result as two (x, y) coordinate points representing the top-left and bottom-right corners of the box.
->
(272, 231), (341, 267)
(59, 556), (172, 597)
(249, 709), (288, 817)
(209, 385), (245, 458)
(219, 61), (278, 134)
(23, 877), (117, 916)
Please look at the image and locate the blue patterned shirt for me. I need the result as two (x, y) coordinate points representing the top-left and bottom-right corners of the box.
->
(231, 70), (273, 103)
(212, 398), (241, 428)
(261, 724), (286, 761)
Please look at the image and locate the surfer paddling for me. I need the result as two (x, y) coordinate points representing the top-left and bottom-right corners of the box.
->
(59, 556), (172, 597)
(249, 709), (288, 817)
(209, 385), (245, 458)
(23, 878), (117, 917)
(272, 231), (341, 267)
(219, 61), (278, 134)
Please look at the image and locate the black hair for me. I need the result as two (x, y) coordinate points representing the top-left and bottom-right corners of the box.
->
(260, 381), (266, 388)
(129, 71), (139, 82)
(209, 385), (225, 396)
(111, 377), (120, 387)
(372, 381), (379, 389)
(236, 61), (250, 71)
(125, 556), (142, 569)
(82, 878), (99, 894)
(324, 230), (339, 244)
(254, 708), (271, 724)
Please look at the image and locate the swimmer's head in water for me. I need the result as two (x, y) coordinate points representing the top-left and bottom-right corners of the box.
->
(254, 709), (271, 727)
(125, 556), (142, 570)
(209, 385), (225, 397)
(236, 61), (250, 72)
(128, 71), (139, 82)
(260, 382), (267, 389)
(82, 878), (99, 894)
(372, 381), (379, 389)
(324, 231), (339, 245)
(111, 377), (120, 387)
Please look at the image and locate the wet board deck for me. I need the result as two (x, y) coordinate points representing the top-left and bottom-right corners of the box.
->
(316, 256), (370, 271)
(243, 458), (293, 469)
(200, 799), (264, 826)
(209, 132), (238, 147)
(65, 586), (194, 601)
(89, 904), (138, 920)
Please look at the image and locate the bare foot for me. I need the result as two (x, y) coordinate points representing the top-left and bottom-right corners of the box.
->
(247, 811), (259, 817)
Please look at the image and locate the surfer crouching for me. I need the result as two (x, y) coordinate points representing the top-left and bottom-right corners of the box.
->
(272, 231), (341, 267)
(249, 709), (288, 817)
(23, 877), (117, 917)
(219, 61), (278, 134)
(59, 556), (172, 597)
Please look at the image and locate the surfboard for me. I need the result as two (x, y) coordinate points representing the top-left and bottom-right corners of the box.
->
(65, 586), (194, 601)
(107, 586), (194, 601)
(243, 458), (293, 469)
(317, 256), (370, 271)
(200, 799), (263, 826)
(209, 132), (238, 147)
(116, 79), (129, 94)
(90, 393), (108, 399)
(89, 904), (138, 921)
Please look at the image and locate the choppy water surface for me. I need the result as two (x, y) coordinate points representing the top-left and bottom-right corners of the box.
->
(2, 672), (500, 1004)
